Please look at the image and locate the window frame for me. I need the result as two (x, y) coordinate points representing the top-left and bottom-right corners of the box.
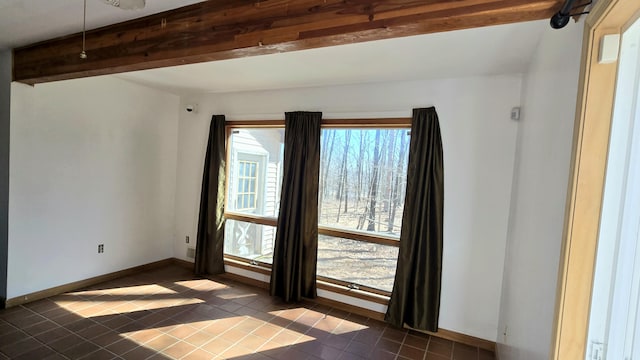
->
(235, 160), (259, 210)
(317, 122), (411, 295)
(224, 123), (283, 266)
(552, 1), (640, 358)
(223, 118), (411, 296)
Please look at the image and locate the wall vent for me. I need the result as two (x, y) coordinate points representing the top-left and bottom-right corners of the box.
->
(186, 247), (196, 259)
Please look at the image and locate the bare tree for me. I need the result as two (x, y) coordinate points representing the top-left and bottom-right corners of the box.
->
(383, 130), (397, 213)
(356, 131), (365, 203)
(320, 129), (336, 201)
(387, 131), (408, 233)
(343, 130), (351, 214)
(320, 129), (409, 234)
(367, 130), (381, 232)
(335, 130), (351, 222)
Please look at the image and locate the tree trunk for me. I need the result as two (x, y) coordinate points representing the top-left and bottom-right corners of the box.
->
(335, 130), (351, 222)
(321, 129), (336, 202)
(343, 130), (351, 214)
(319, 129), (328, 220)
(388, 130), (408, 233)
(356, 131), (365, 202)
(385, 130), (396, 231)
(367, 130), (381, 232)
(383, 130), (396, 213)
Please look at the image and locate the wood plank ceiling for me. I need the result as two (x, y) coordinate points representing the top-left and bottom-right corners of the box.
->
(13, 0), (564, 85)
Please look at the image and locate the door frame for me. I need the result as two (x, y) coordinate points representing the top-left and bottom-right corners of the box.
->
(552, 0), (640, 358)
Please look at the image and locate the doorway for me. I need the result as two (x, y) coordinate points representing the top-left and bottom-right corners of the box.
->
(552, 0), (640, 358)
(587, 16), (640, 360)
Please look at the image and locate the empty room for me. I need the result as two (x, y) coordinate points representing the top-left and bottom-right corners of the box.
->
(1, 0), (633, 359)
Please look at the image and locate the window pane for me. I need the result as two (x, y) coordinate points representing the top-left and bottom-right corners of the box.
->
(228, 129), (284, 216)
(224, 219), (275, 264)
(319, 129), (410, 237)
(317, 235), (398, 292)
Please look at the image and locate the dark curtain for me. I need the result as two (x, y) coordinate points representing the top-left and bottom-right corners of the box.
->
(270, 111), (322, 302)
(194, 115), (226, 276)
(385, 107), (444, 332)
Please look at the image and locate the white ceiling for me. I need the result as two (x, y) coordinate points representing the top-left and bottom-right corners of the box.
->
(0, 0), (548, 95)
(0, 0), (206, 49)
(116, 20), (547, 95)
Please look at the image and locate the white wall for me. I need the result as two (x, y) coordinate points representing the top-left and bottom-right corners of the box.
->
(8, 76), (180, 299)
(496, 21), (584, 359)
(174, 75), (522, 341)
(0, 50), (10, 304)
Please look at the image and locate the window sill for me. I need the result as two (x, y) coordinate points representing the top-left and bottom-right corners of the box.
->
(224, 257), (271, 276)
(317, 280), (390, 305)
(223, 256), (390, 306)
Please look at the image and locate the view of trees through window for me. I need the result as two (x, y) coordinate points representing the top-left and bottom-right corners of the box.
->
(317, 128), (410, 292)
(318, 129), (410, 236)
(223, 125), (410, 294)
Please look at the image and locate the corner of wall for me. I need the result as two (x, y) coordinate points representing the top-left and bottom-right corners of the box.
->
(173, 94), (217, 262)
(7, 76), (182, 299)
(496, 20), (585, 360)
(0, 49), (11, 306)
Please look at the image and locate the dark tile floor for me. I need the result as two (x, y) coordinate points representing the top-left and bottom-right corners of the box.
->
(0, 265), (496, 359)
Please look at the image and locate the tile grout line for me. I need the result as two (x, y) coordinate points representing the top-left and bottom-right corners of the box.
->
(422, 336), (431, 360)
(35, 295), (175, 360)
(15, 304), (75, 360)
(394, 329), (409, 360)
(1, 267), (475, 360)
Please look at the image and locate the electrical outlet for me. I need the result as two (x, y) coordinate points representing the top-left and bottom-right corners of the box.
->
(590, 342), (604, 360)
(185, 236), (190, 244)
(503, 326), (508, 341)
(98, 244), (104, 253)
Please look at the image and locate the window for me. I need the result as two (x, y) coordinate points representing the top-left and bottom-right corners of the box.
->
(224, 127), (284, 264)
(317, 128), (410, 293)
(222, 120), (411, 296)
(225, 219), (276, 264)
(236, 161), (258, 210)
(317, 235), (399, 292)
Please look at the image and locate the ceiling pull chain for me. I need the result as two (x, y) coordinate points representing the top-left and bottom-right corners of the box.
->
(80, 0), (87, 59)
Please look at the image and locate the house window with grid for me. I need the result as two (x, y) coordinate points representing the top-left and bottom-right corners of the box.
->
(236, 161), (258, 210)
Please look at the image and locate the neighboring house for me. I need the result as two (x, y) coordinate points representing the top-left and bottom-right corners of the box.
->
(226, 129), (283, 261)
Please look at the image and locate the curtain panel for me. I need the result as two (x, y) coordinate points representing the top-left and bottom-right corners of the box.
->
(385, 107), (444, 332)
(194, 115), (227, 276)
(270, 111), (322, 302)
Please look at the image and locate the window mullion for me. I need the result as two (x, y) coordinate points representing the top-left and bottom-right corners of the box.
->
(318, 226), (400, 247)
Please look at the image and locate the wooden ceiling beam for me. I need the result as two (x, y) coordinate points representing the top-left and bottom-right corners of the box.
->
(12, 0), (563, 85)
